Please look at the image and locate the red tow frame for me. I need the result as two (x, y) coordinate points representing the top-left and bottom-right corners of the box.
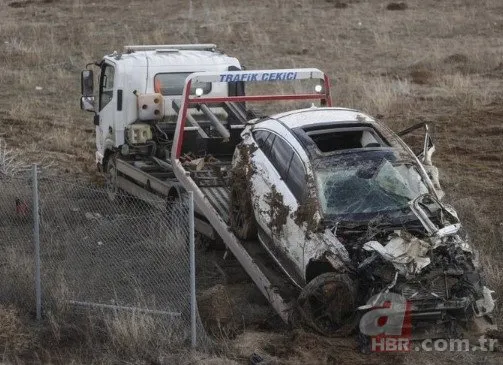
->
(174, 73), (332, 158)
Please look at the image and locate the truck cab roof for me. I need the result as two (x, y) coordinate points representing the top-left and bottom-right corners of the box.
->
(103, 48), (240, 70)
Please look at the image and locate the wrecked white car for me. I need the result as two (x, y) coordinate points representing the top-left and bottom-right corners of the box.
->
(230, 107), (496, 336)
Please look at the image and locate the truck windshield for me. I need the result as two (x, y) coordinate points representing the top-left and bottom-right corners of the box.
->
(315, 150), (429, 216)
(154, 72), (212, 96)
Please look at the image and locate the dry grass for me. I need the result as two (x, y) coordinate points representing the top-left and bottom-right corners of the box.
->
(0, 138), (23, 176)
(337, 74), (413, 116)
(0, 0), (502, 363)
(0, 244), (36, 311)
(0, 305), (34, 356)
(104, 311), (186, 359)
(449, 197), (503, 319)
(0, 1), (500, 169)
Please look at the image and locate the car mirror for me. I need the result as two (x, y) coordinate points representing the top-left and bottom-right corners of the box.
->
(81, 69), (94, 97)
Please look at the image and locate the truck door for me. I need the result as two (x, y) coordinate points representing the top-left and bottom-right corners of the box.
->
(96, 61), (116, 162)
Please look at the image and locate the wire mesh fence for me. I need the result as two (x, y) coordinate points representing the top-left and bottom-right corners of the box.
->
(0, 173), (35, 311)
(0, 167), (210, 350)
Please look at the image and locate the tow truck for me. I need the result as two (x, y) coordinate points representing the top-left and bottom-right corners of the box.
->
(81, 56), (331, 323)
(81, 58), (496, 335)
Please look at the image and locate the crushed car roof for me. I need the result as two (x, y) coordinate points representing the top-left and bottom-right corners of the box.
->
(253, 107), (412, 160)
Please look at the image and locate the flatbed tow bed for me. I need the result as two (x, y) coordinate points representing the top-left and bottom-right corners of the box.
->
(115, 157), (222, 239)
(116, 150), (300, 318)
(169, 68), (332, 323)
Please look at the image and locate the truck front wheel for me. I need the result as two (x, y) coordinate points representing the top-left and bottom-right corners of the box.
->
(104, 153), (119, 202)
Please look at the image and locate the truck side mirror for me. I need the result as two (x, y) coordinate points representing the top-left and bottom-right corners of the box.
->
(80, 70), (95, 112)
(81, 69), (94, 97)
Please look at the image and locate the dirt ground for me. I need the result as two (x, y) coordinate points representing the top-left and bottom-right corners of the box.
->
(1, 0), (502, 364)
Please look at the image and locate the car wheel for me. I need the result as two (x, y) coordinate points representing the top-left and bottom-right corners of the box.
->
(229, 183), (257, 240)
(297, 272), (358, 337)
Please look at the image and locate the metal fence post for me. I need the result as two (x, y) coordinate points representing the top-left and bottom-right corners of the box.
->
(188, 191), (196, 348)
(32, 164), (41, 320)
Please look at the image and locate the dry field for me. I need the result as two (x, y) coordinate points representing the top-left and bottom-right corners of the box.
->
(0, 0), (502, 364)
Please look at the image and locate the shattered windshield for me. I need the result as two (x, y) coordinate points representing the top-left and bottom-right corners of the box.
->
(315, 150), (429, 217)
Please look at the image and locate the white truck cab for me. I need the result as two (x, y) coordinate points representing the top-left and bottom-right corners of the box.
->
(80, 44), (241, 170)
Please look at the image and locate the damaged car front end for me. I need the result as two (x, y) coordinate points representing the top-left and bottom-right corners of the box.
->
(354, 194), (495, 338)
(300, 152), (496, 337)
(293, 123), (496, 337)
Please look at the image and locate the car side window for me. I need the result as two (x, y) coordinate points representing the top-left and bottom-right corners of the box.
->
(269, 135), (293, 180)
(99, 64), (115, 111)
(287, 153), (307, 202)
(253, 130), (275, 157)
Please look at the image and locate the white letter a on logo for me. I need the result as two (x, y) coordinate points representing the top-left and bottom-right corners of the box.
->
(359, 293), (407, 336)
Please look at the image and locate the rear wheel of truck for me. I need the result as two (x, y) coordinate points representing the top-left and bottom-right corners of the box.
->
(229, 184), (257, 240)
(297, 272), (358, 337)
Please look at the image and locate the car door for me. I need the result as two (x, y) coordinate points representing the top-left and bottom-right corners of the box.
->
(397, 122), (435, 164)
(249, 129), (276, 234)
(96, 62), (116, 158)
(250, 129), (308, 284)
(396, 122), (443, 198)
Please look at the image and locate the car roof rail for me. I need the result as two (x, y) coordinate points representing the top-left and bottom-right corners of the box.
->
(124, 44), (217, 53)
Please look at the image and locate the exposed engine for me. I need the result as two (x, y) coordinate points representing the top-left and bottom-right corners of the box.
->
(334, 194), (496, 336)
